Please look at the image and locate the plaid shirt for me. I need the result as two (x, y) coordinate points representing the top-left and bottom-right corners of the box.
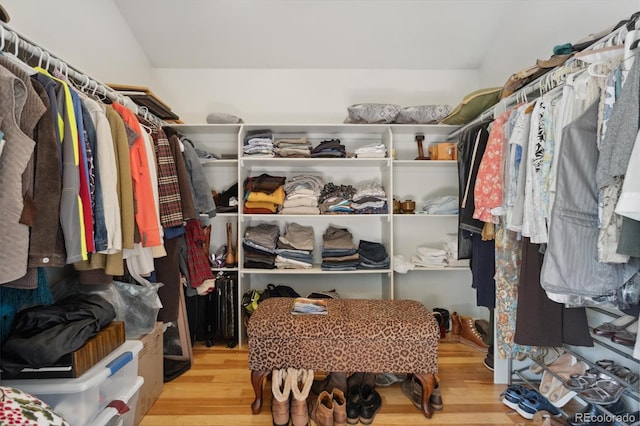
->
(146, 124), (183, 228)
(185, 219), (214, 288)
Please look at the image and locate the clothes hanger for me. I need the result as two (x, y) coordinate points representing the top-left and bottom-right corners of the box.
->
(1, 32), (37, 76)
(44, 51), (52, 72)
(136, 106), (158, 134)
(80, 74), (91, 92)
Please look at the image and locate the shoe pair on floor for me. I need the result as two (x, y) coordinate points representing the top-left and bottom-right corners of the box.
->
(344, 372), (381, 425)
(501, 384), (561, 420)
(451, 312), (489, 352)
(308, 372), (379, 425)
(272, 368), (314, 426)
(310, 388), (347, 426)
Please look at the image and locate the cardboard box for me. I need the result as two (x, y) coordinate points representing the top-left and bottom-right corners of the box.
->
(134, 322), (164, 425)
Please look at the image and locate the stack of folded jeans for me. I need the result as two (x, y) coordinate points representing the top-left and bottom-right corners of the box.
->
(311, 139), (346, 158)
(243, 129), (274, 157)
(321, 226), (359, 271)
(275, 223), (314, 269)
(243, 223), (280, 269)
(357, 240), (390, 269)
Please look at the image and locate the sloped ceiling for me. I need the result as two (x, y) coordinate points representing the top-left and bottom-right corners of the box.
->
(113, 0), (638, 70)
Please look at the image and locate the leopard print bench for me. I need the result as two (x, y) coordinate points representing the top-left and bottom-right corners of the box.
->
(247, 297), (440, 418)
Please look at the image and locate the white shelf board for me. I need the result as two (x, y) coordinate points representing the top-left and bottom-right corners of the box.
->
(392, 160), (456, 167)
(242, 265), (391, 274)
(393, 214), (458, 218)
(241, 157), (389, 167)
(200, 159), (238, 166)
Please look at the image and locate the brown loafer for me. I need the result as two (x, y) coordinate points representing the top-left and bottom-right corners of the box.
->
(593, 315), (637, 336)
(610, 320), (638, 347)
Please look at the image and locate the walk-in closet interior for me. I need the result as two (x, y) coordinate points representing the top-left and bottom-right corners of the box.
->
(0, 1), (639, 425)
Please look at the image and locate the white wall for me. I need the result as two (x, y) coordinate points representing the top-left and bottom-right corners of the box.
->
(479, 1), (639, 87)
(151, 68), (479, 124)
(1, 0), (152, 86)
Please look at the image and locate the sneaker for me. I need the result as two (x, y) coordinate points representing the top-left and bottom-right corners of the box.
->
(516, 390), (561, 420)
(501, 384), (530, 410)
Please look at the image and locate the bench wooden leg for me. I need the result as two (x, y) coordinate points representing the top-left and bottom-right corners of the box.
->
(413, 372), (436, 418)
(251, 369), (270, 414)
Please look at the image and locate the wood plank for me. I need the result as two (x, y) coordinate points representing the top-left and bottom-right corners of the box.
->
(139, 340), (534, 425)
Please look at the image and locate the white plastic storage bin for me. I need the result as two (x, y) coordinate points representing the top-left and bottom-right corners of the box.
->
(92, 376), (145, 426)
(0, 340), (142, 426)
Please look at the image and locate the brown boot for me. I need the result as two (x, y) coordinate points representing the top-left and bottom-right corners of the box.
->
(290, 368), (314, 426)
(332, 388), (347, 426)
(271, 369), (291, 426)
(450, 312), (462, 341)
(310, 390), (334, 426)
(460, 315), (489, 352)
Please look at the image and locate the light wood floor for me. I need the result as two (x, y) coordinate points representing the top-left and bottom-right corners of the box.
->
(139, 338), (536, 426)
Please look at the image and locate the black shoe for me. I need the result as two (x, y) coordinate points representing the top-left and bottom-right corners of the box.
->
(475, 319), (490, 344)
(483, 353), (494, 371)
(358, 384), (382, 425)
(346, 384), (361, 425)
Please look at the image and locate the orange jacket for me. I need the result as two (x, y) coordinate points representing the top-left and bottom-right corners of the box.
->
(111, 103), (161, 247)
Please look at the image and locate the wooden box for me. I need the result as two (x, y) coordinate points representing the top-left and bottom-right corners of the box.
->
(3, 321), (125, 379)
(428, 142), (458, 160)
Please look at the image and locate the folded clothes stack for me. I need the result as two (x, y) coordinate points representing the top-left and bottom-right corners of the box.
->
(275, 223), (314, 269)
(274, 137), (312, 158)
(280, 175), (324, 215)
(355, 143), (387, 158)
(357, 240), (390, 269)
(243, 223), (280, 269)
(321, 226), (359, 271)
(243, 129), (274, 157)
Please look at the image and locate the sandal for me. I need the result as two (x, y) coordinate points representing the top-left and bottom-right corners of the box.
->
(606, 364), (639, 386)
(593, 315), (637, 336)
(564, 369), (608, 391)
(538, 353), (576, 395)
(544, 361), (588, 407)
(528, 347), (564, 375)
(579, 378), (626, 405)
(595, 359), (615, 369)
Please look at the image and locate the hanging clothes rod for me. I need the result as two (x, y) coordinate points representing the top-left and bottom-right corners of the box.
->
(0, 21), (166, 127)
(446, 84), (540, 140)
(446, 15), (634, 141)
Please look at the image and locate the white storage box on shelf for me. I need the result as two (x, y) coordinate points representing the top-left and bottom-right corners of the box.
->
(92, 376), (145, 426)
(0, 340), (143, 426)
